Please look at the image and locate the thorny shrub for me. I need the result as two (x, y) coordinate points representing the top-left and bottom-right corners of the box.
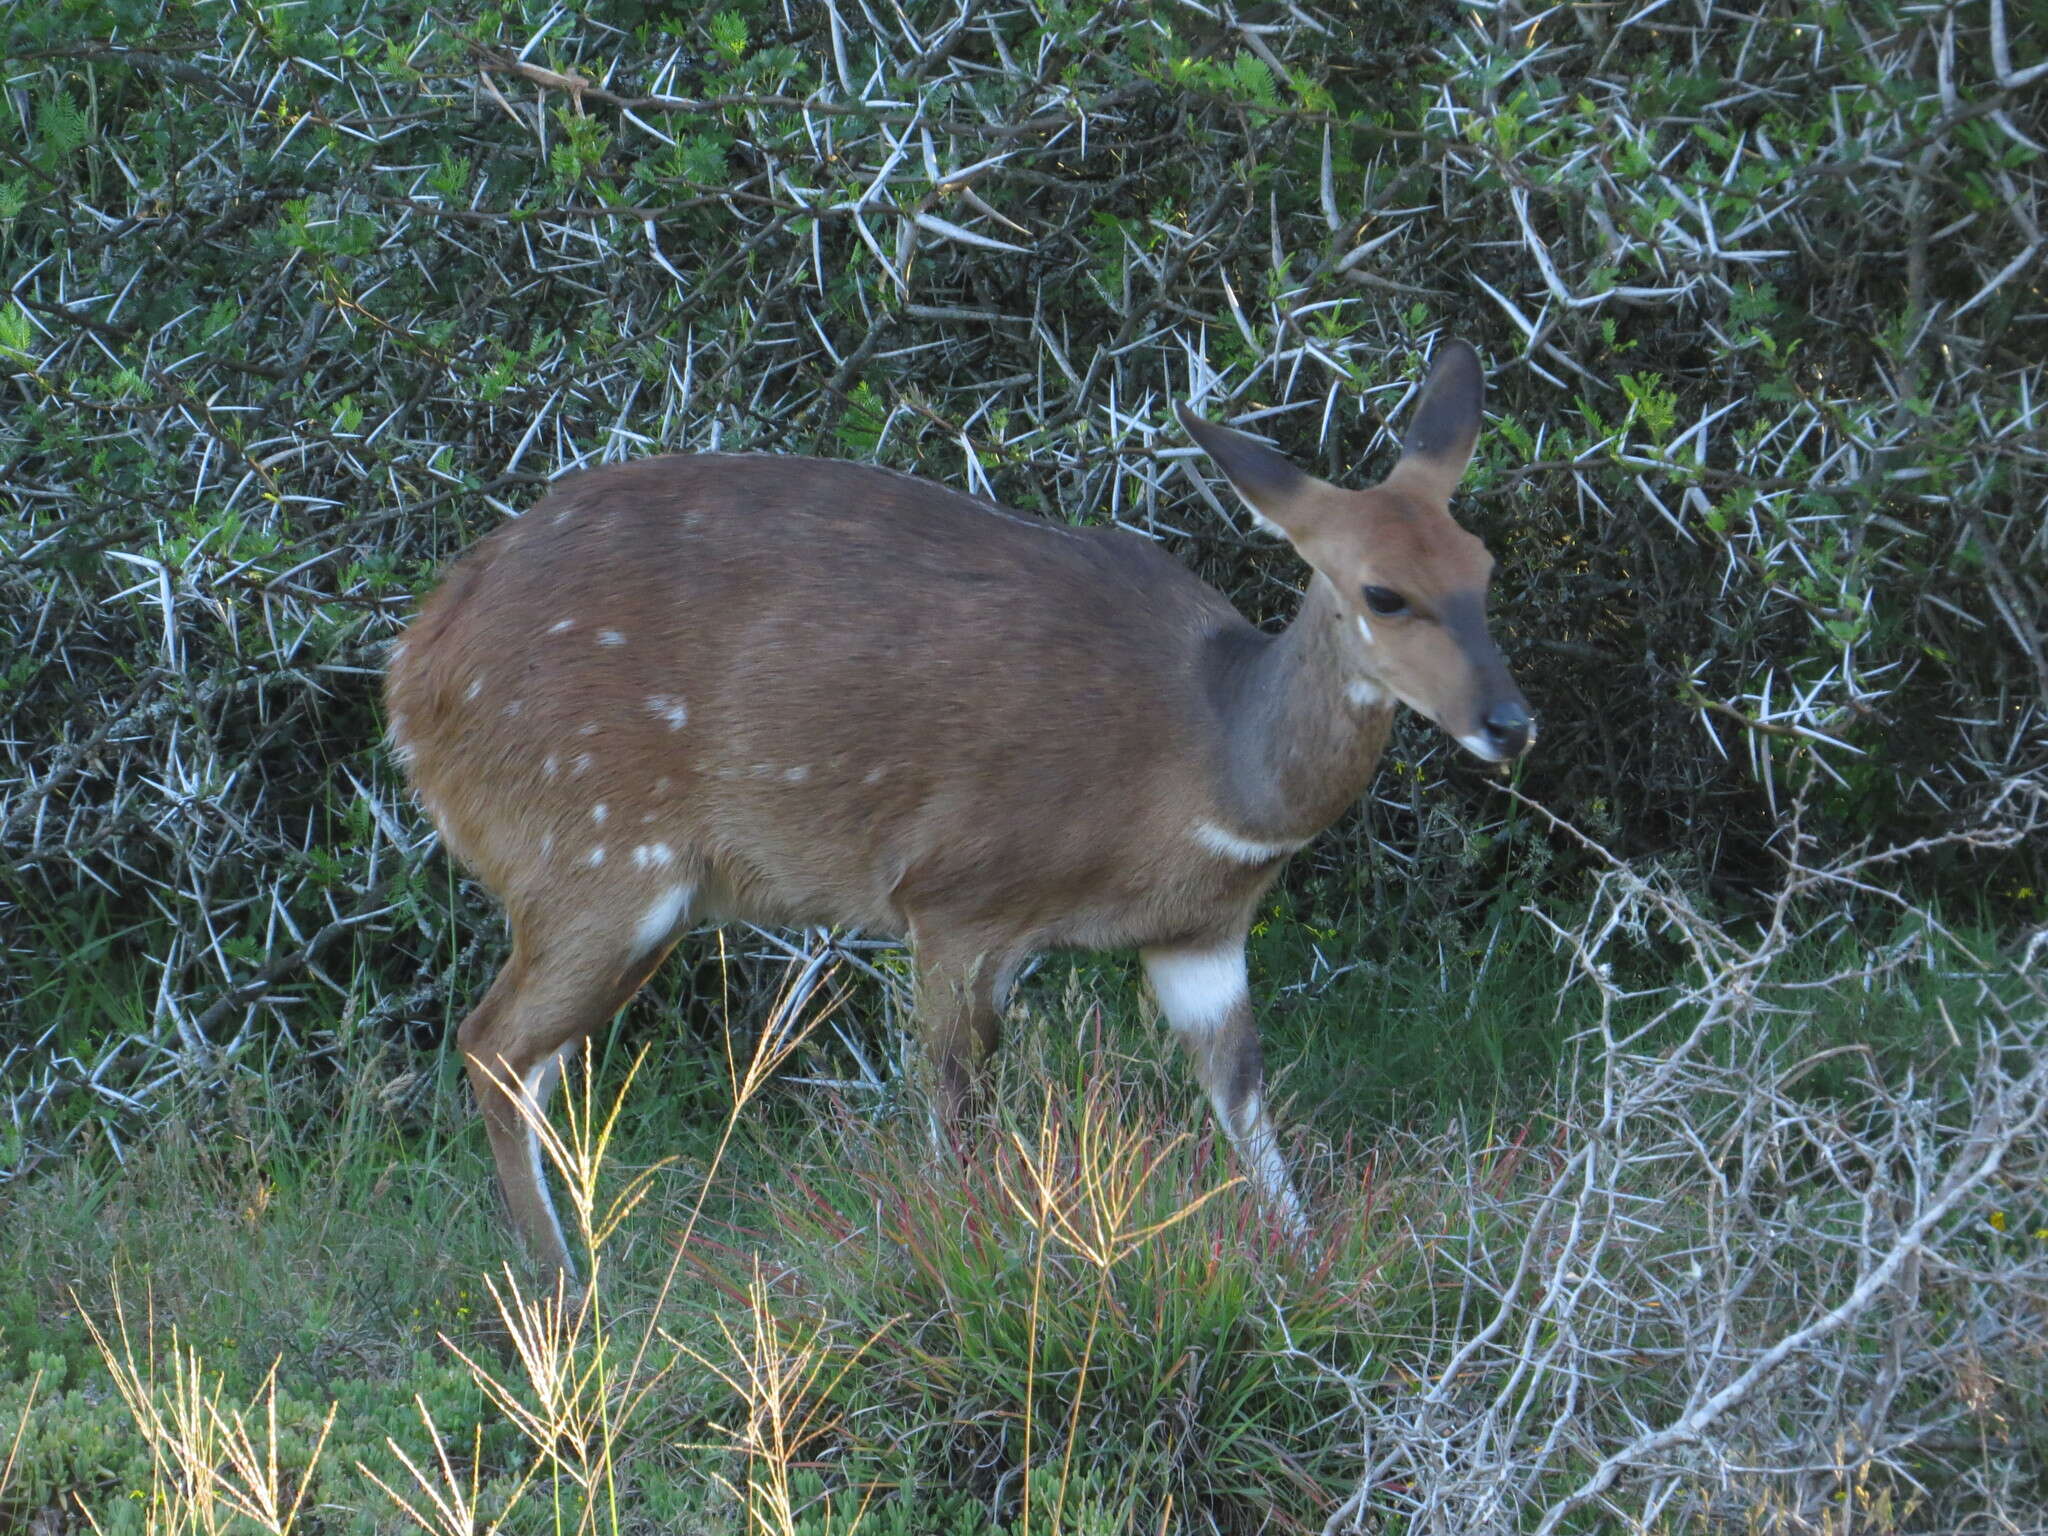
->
(2, 0), (2042, 1277)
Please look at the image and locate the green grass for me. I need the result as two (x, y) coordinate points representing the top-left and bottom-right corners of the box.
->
(1, 900), (2030, 1536)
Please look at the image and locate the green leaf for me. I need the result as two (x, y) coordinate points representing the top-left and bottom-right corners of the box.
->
(1230, 54), (1278, 109)
(710, 8), (748, 61)
(37, 89), (88, 158)
(835, 380), (888, 457)
(0, 300), (36, 363)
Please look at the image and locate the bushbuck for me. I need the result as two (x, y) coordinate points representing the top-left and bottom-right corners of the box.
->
(386, 340), (1532, 1281)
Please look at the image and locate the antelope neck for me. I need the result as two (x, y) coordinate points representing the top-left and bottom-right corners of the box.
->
(1205, 575), (1393, 843)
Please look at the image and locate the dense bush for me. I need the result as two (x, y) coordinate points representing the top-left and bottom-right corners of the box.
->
(3, 0), (2042, 1141)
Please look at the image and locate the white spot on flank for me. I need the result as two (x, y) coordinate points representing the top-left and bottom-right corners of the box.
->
(465, 677), (483, 702)
(640, 811), (656, 824)
(864, 766), (887, 785)
(653, 776), (672, 795)
(1191, 820), (1305, 865)
(577, 721), (600, 736)
(1356, 615), (1375, 646)
(632, 842), (675, 869)
(1347, 678), (1387, 709)
(1144, 945), (1249, 1035)
(783, 764), (810, 782)
(503, 699), (525, 718)
(540, 832), (555, 858)
(548, 618), (575, 634)
(632, 883), (693, 953)
(586, 845), (606, 867)
(573, 753), (594, 777)
(542, 755), (559, 779)
(646, 695), (688, 730)
(592, 803), (608, 825)
(596, 629), (625, 647)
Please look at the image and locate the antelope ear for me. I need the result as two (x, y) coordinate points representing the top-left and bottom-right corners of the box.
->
(1177, 404), (1327, 539)
(1390, 340), (1484, 497)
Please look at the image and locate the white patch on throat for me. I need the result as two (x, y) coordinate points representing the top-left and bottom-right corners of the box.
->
(633, 882), (693, 953)
(1145, 945), (1249, 1035)
(1457, 731), (1509, 764)
(1347, 678), (1387, 709)
(1191, 819), (1304, 865)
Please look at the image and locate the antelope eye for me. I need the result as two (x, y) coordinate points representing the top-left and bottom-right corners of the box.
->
(1361, 585), (1408, 616)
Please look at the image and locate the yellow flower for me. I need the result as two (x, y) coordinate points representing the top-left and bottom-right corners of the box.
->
(1987, 1210), (2008, 1232)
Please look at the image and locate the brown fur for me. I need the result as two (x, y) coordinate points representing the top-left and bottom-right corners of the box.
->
(386, 340), (1531, 1280)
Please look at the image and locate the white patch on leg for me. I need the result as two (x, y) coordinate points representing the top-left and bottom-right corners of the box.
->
(633, 882), (693, 954)
(521, 1047), (577, 1277)
(1219, 1090), (1307, 1237)
(1144, 944), (1248, 1035)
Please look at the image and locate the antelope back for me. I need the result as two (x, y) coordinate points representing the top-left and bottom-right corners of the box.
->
(387, 455), (1262, 950)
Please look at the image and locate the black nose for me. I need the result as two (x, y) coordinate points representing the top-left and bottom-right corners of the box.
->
(1482, 699), (1532, 759)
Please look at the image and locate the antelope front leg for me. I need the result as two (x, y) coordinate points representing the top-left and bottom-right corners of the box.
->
(1142, 939), (1307, 1238)
(912, 937), (1010, 1125)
